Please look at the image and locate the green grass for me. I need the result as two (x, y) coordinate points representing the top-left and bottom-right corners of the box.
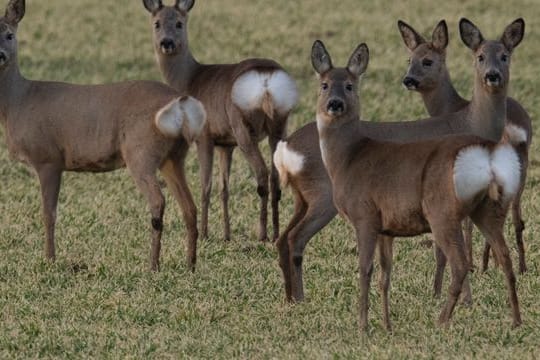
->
(1, 0), (540, 358)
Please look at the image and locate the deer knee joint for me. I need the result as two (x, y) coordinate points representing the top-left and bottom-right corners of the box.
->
(257, 185), (268, 198)
(152, 217), (163, 231)
(293, 255), (303, 267)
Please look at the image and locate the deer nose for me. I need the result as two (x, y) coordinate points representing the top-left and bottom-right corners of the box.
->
(402, 76), (419, 89)
(160, 39), (176, 52)
(0, 51), (6, 64)
(485, 71), (501, 85)
(327, 99), (345, 114)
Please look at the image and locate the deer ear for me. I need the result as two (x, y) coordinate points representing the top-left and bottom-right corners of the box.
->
(5, 0), (25, 25)
(142, 0), (162, 14)
(311, 40), (333, 75)
(347, 43), (369, 78)
(397, 20), (425, 51)
(432, 20), (448, 51)
(500, 18), (524, 52)
(176, 0), (195, 12)
(459, 18), (484, 51)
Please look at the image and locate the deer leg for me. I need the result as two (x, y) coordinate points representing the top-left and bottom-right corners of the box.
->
(353, 220), (378, 332)
(268, 126), (286, 242)
(377, 235), (394, 332)
(217, 146), (234, 242)
(289, 203), (336, 302)
(276, 190), (307, 301)
(160, 150), (198, 271)
(513, 150), (528, 274)
(197, 138), (215, 240)
(471, 202), (521, 328)
(430, 221), (468, 327)
(36, 164), (62, 261)
(433, 245), (446, 299)
(462, 217), (474, 270)
(230, 114), (269, 242)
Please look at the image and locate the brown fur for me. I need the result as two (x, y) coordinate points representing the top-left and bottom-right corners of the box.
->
(312, 40), (521, 331)
(0, 0), (203, 271)
(143, 0), (297, 242)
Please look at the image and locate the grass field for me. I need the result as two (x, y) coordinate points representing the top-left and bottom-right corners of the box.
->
(1, 0), (539, 358)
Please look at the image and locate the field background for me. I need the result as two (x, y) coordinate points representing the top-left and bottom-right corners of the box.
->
(1, 0), (539, 358)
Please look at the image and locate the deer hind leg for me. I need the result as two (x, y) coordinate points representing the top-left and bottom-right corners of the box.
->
(462, 217), (474, 270)
(377, 235), (394, 332)
(429, 221), (468, 327)
(513, 148), (528, 274)
(276, 189), (307, 301)
(36, 164), (62, 261)
(433, 244), (472, 306)
(217, 146), (234, 242)
(268, 120), (287, 242)
(471, 201), (522, 328)
(288, 201), (336, 302)
(197, 137), (215, 240)
(160, 149), (198, 271)
(230, 107), (269, 242)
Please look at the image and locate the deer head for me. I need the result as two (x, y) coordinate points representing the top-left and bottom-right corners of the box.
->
(398, 19), (449, 91)
(460, 18), (524, 94)
(312, 40), (369, 128)
(0, 0), (25, 69)
(142, 0), (194, 56)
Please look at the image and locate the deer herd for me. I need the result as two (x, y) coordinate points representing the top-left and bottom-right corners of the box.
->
(0, 0), (533, 332)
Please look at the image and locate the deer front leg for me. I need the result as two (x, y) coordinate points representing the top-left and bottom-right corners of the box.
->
(377, 235), (394, 332)
(36, 164), (62, 261)
(217, 146), (234, 242)
(197, 138), (215, 240)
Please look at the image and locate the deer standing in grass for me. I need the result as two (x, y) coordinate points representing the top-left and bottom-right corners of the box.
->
(143, 0), (298, 242)
(312, 39), (521, 331)
(398, 19), (532, 275)
(0, 0), (206, 271)
(275, 18), (525, 305)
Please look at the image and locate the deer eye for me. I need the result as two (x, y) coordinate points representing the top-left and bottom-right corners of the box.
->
(345, 84), (353, 91)
(6, 33), (14, 41)
(321, 83), (329, 90)
(422, 59), (433, 67)
(501, 54), (508, 62)
(176, 22), (183, 29)
(154, 21), (160, 30)
(477, 54), (484, 63)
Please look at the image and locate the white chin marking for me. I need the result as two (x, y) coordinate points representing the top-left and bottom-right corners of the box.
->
(503, 124), (528, 145)
(273, 141), (304, 187)
(231, 70), (298, 115)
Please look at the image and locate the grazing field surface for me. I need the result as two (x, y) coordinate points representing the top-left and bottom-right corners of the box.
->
(1, 0), (539, 358)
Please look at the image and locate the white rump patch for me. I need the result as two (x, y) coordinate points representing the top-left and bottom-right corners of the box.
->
(155, 99), (184, 138)
(273, 141), (304, 187)
(155, 96), (207, 141)
(503, 124), (528, 145)
(453, 146), (492, 201)
(178, 96), (207, 142)
(491, 144), (521, 201)
(231, 70), (298, 116)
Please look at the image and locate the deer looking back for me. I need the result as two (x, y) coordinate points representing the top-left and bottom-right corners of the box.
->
(274, 18), (525, 303)
(399, 19), (532, 274)
(313, 39), (521, 331)
(0, 0), (206, 271)
(143, 0), (298, 242)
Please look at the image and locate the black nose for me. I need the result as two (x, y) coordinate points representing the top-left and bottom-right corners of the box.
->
(485, 72), (501, 83)
(160, 39), (176, 51)
(403, 76), (419, 89)
(0, 52), (6, 63)
(327, 99), (345, 113)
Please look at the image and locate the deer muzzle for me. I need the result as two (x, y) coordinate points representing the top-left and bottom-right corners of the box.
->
(0, 51), (7, 65)
(402, 76), (419, 90)
(327, 99), (345, 115)
(485, 71), (502, 87)
(160, 39), (177, 55)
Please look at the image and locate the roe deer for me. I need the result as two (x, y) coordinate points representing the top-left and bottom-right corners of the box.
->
(0, 0), (206, 271)
(143, 0), (298, 242)
(399, 19), (532, 274)
(275, 18), (525, 305)
(313, 39), (521, 331)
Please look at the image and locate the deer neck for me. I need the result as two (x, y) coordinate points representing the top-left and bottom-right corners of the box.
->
(422, 69), (467, 116)
(156, 47), (200, 92)
(0, 62), (29, 126)
(466, 76), (507, 142)
(316, 114), (361, 179)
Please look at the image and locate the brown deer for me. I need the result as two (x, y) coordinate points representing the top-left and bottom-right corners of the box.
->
(313, 39), (521, 331)
(398, 19), (532, 275)
(142, 0), (298, 242)
(275, 18), (525, 305)
(0, 0), (206, 271)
